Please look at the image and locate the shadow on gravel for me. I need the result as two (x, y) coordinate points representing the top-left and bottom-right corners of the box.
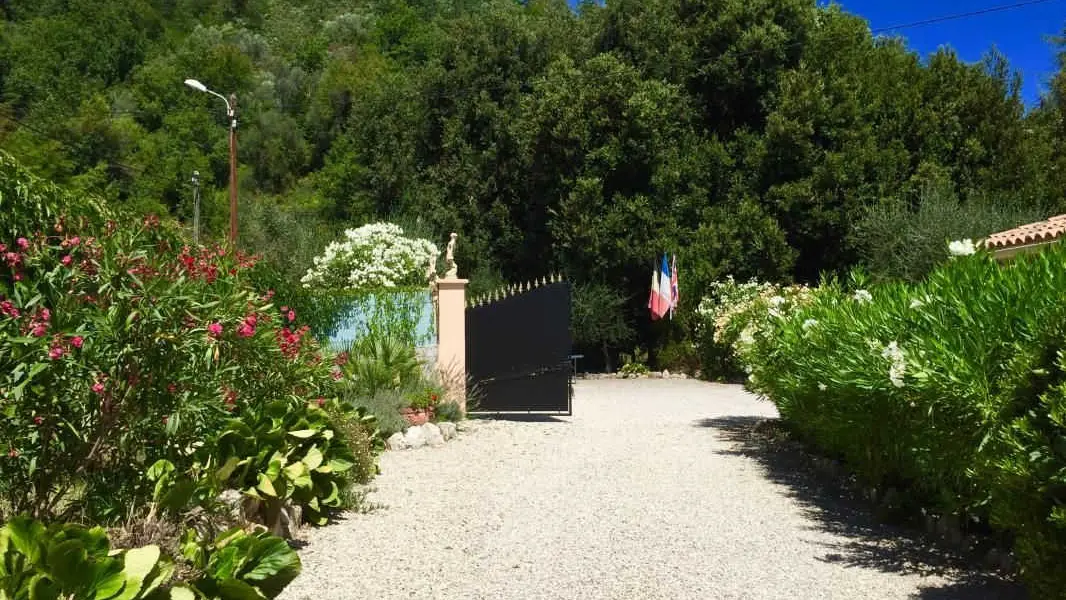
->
(468, 414), (570, 423)
(694, 415), (1028, 600)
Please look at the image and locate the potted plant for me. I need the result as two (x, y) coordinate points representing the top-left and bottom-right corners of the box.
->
(400, 386), (440, 426)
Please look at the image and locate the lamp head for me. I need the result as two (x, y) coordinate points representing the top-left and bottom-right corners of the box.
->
(183, 78), (208, 93)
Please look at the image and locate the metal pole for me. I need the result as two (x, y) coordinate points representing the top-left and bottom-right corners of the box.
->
(191, 170), (201, 246)
(227, 93), (238, 247)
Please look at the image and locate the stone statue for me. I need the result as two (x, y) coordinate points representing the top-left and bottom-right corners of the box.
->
(444, 232), (458, 278)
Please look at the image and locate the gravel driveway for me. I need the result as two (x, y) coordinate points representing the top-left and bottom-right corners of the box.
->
(281, 379), (1024, 600)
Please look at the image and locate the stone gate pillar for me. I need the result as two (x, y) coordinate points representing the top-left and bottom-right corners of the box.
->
(436, 277), (468, 413)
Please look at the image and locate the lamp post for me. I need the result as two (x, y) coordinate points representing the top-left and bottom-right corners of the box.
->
(191, 170), (200, 246)
(184, 78), (239, 246)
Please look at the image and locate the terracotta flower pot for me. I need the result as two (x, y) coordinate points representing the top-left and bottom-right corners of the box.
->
(401, 406), (434, 426)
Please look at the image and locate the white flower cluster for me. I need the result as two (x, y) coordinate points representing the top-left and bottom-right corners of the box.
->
(881, 341), (906, 388)
(802, 318), (819, 330)
(948, 239), (977, 257)
(301, 223), (439, 291)
(852, 289), (873, 303)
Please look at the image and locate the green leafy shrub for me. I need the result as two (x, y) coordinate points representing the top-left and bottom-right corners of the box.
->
(0, 152), (363, 537)
(341, 388), (410, 438)
(214, 399), (357, 528)
(0, 516), (174, 600)
(178, 527), (300, 600)
(338, 335), (423, 399)
(729, 242), (1066, 598)
(432, 401), (463, 423)
(618, 349), (649, 377)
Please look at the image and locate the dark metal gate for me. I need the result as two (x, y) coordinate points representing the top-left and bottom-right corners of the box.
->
(465, 280), (572, 414)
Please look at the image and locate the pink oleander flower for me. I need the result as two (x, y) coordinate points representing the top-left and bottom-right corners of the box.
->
(39, 308), (50, 322)
(91, 382), (105, 394)
(208, 322), (223, 337)
(30, 324), (47, 337)
(33, 416), (43, 426)
(70, 336), (83, 348)
(236, 322), (256, 338)
(287, 310), (296, 322)
(316, 397), (326, 407)
(48, 345), (65, 360)
(61, 255), (72, 266)
(16, 238), (28, 250)
(69, 236), (80, 246)
(0, 300), (19, 318)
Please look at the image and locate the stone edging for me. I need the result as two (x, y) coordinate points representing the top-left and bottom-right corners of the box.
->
(385, 421), (458, 451)
(578, 371), (692, 380)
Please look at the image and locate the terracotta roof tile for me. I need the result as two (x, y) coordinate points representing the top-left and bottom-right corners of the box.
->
(983, 214), (1066, 249)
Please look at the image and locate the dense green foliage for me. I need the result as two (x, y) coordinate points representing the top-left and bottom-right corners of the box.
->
(708, 247), (1066, 599)
(3, 0), (1064, 355)
(0, 152), (388, 600)
(0, 517), (175, 600)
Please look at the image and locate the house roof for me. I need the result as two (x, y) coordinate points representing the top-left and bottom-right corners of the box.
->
(983, 214), (1066, 249)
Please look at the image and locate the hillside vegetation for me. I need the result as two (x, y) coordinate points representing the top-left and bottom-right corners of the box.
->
(3, 0), (1065, 352)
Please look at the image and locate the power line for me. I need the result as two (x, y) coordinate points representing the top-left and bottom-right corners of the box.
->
(871, 0), (1060, 34)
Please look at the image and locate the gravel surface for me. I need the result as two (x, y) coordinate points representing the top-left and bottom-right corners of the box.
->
(281, 379), (1023, 600)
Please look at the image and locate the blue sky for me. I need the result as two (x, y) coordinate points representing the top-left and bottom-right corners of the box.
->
(833, 0), (1065, 105)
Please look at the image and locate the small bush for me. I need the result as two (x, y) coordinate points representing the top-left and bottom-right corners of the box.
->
(342, 387), (409, 437)
(433, 401), (464, 423)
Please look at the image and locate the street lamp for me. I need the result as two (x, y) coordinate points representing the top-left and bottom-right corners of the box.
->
(184, 78), (239, 246)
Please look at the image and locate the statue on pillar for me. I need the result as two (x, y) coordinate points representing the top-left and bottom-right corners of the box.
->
(444, 233), (458, 279)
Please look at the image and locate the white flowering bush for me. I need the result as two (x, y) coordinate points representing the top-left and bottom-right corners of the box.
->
(733, 244), (1066, 595)
(947, 238), (977, 257)
(301, 223), (438, 291)
(694, 276), (814, 379)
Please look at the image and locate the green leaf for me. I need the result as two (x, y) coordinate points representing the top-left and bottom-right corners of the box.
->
(169, 586), (197, 600)
(256, 473), (277, 498)
(47, 539), (90, 589)
(217, 578), (269, 600)
(302, 448), (323, 472)
(7, 517), (45, 564)
(321, 482), (340, 507)
(110, 545), (160, 600)
(326, 458), (353, 473)
(28, 573), (59, 600)
(140, 558), (174, 597)
(286, 429), (317, 439)
(146, 460), (175, 482)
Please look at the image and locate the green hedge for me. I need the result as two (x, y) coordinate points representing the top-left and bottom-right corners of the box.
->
(731, 245), (1066, 599)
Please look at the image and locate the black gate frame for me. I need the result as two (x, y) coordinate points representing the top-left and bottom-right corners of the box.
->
(465, 281), (572, 415)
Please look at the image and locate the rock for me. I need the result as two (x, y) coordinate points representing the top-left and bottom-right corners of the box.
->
(280, 502), (302, 539)
(438, 421), (457, 441)
(387, 432), (408, 451)
(679, 373), (689, 379)
(422, 422), (445, 447)
(403, 426), (426, 449)
(216, 489), (244, 521)
(662, 369), (670, 377)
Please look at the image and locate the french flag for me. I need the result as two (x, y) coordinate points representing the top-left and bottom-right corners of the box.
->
(656, 254), (672, 319)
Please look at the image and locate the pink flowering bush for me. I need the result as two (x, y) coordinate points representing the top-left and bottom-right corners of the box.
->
(0, 153), (372, 525)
